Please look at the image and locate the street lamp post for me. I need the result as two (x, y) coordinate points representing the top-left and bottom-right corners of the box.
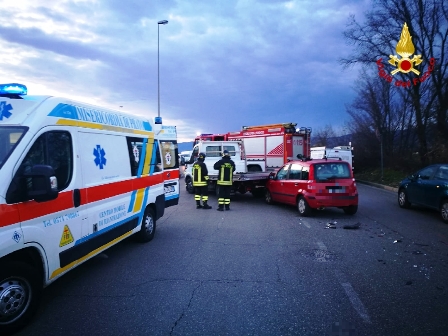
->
(157, 19), (168, 119)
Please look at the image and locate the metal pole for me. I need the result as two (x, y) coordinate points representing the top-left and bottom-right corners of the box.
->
(157, 20), (168, 119)
(157, 24), (160, 118)
(380, 132), (384, 180)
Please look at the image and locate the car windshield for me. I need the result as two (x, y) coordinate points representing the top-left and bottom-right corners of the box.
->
(0, 126), (28, 170)
(315, 162), (351, 180)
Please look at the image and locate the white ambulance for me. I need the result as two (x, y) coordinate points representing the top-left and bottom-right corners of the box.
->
(0, 83), (179, 334)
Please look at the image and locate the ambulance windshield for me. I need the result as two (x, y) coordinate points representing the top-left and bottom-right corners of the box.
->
(0, 126), (28, 169)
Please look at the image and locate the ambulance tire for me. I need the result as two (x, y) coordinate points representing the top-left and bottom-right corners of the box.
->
(136, 207), (156, 243)
(0, 262), (42, 335)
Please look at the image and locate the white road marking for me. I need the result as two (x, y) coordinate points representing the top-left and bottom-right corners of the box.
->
(301, 220), (311, 228)
(317, 241), (327, 250)
(334, 270), (372, 324)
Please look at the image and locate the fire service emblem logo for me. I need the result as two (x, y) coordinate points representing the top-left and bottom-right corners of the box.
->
(388, 23), (422, 75)
(376, 23), (435, 88)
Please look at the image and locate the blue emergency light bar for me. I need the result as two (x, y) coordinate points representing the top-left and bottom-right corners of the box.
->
(0, 83), (28, 95)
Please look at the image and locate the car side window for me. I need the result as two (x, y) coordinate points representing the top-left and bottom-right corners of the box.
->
(434, 166), (448, 180)
(419, 166), (436, 179)
(276, 165), (289, 180)
(301, 166), (309, 180)
(289, 164), (302, 180)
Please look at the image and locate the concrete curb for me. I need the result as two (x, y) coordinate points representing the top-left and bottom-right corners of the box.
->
(357, 180), (398, 193)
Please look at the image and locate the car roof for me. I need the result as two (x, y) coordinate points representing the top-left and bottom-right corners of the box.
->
(288, 159), (347, 166)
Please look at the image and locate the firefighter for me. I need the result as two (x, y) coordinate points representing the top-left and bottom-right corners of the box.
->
(192, 152), (212, 209)
(213, 150), (236, 211)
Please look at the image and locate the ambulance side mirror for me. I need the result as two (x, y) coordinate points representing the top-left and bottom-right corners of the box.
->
(25, 165), (59, 202)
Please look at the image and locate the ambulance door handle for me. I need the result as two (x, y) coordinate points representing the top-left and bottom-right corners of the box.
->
(73, 189), (81, 208)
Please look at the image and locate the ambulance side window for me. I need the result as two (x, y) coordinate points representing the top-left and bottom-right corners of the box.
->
(126, 137), (144, 176)
(154, 142), (162, 172)
(6, 131), (73, 204)
(160, 140), (179, 169)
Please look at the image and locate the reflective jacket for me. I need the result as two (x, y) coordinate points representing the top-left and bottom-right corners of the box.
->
(213, 156), (235, 186)
(192, 160), (209, 186)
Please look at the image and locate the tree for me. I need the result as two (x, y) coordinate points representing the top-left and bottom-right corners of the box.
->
(313, 125), (336, 147)
(342, 0), (448, 166)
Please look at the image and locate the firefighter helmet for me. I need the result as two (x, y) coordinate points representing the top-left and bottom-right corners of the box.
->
(198, 152), (206, 160)
(223, 150), (230, 156)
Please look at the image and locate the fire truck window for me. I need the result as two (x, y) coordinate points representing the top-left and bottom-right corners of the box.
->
(191, 147), (199, 161)
(205, 145), (222, 157)
(223, 146), (236, 156)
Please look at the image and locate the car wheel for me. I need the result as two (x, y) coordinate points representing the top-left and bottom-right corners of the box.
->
(0, 262), (42, 335)
(265, 189), (274, 204)
(441, 200), (448, 224)
(398, 189), (411, 208)
(185, 177), (194, 194)
(343, 205), (358, 215)
(136, 207), (156, 243)
(297, 196), (312, 217)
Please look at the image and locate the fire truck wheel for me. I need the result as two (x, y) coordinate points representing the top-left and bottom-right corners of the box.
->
(297, 196), (312, 217)
(185, 178), (194, 194)
(251, 188), (264, 198)
(214, 185), (220, 197)
(136, 207), (156, 243)
(0, 262), (42, 335)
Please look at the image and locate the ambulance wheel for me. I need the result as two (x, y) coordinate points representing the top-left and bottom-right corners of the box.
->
(297, 196), (312, 217)
(0, 262), (42, 335)
(136, 208), (156, 243)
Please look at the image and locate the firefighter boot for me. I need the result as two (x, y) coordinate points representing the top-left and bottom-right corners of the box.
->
(217, 205), (224, 211)
(196, 200), (203, 209)
(225, 205), (230, 211)
(202, 201), (212, 210)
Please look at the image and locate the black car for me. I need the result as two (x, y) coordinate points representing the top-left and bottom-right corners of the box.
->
(398, 164), (448, 223)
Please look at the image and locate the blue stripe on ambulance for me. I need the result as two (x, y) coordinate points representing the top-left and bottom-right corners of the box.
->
(59, 187), (150, 269)
(137, 138), (148, 177)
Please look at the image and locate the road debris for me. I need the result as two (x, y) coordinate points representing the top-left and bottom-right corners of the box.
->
(393, 239), (402, 243)
(343, 222), (361, 230)
(326, 222), (337, 229)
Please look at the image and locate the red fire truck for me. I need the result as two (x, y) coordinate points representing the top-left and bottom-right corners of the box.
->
(194, 123), (312, 171)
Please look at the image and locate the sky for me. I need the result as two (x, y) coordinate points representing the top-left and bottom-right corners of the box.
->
(0, 0), (370, 142)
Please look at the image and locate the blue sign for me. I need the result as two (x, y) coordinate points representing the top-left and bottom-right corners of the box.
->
(93, 145), (107, 169)
(0, 101), (13, 121)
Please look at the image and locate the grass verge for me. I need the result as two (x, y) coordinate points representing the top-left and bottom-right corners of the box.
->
(354, 168), (410, 189)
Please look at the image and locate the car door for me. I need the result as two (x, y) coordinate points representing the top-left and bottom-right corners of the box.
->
(407, 166), (437, 205)
(268, 164), (290, 203)
(281, 163), (303, 205)
(423, 165), (448, 209)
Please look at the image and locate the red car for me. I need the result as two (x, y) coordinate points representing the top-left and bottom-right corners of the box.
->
(265, 159), (358, 216)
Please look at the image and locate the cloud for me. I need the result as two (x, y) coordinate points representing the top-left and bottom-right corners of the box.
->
(0, 0), (370, 142)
